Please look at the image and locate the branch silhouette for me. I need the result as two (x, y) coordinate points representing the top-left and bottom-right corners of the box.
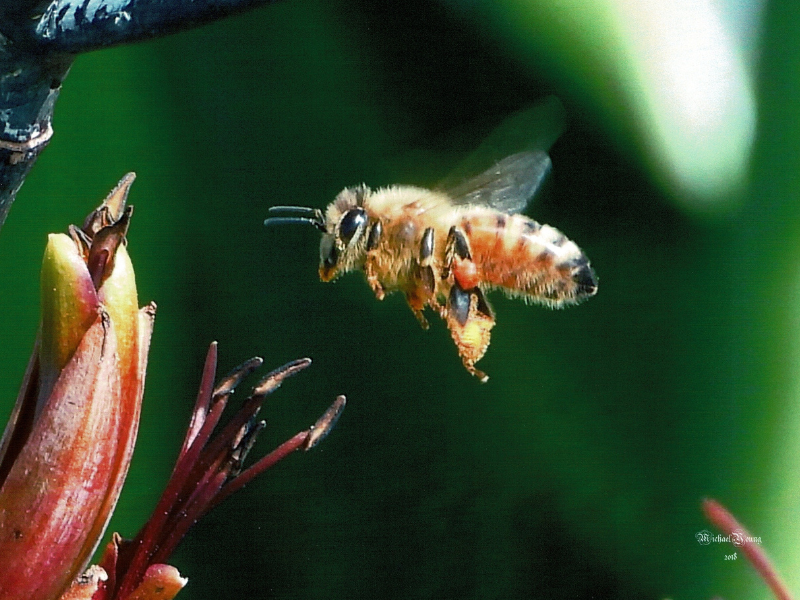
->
(0, 0), (278, 229)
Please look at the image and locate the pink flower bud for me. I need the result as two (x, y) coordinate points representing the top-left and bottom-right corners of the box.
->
(0, 174), (155, 600)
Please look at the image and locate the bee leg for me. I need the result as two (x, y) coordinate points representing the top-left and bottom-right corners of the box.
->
(473, 287), (494, 319)
(364, 254), (386, 300)
(416, 227), (444, 314)
(405, 288), (430, 329)
(443, 226), (482, 290)
(419, 227), (435, 266)
(363, 220), (386, 300)
(466, 362), (489, 383)
(443, 226), (470, 279)
(406, 227), (452, 328)
(366, 220), (382, 252)
(444, 283), (494, 383)
(417, 228), (437, 293)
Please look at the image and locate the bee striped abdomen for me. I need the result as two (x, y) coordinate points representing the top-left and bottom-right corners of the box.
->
(460, 210), (597, 307)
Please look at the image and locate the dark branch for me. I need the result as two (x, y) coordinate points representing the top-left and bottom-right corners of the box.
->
(31, 0), (279, 53)
(0, 0), (280, 230)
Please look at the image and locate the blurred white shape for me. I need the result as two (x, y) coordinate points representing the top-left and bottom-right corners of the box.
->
(613, 0), (757, 205)
(445, 0), (764, 207)
(717, 0), (766, 67)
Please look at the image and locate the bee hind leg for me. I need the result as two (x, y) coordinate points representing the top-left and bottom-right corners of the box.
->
(445, 283), (494, 383)
(442, 226), (470, 279)
(465, 362), (489, 384)
(443, 226), (482, 290)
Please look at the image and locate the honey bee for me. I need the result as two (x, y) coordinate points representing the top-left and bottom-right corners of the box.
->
(265, 151), (597, 382)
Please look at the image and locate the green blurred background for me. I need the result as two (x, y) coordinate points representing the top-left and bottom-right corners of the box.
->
(1, 0), (799, 598)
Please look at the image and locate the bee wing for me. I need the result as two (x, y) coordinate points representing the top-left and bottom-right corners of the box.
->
(443, 150), (552, 214)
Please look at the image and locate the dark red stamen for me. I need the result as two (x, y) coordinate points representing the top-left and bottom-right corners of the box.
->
(107, 345), (344, 600)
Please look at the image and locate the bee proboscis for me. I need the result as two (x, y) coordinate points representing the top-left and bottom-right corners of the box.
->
(265, 150), (597, 382)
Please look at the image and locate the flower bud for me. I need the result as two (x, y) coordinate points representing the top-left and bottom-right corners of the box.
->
(0, 174), (154, 600)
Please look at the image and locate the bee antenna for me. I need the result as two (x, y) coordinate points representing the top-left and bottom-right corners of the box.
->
(264, 206), (326, 232)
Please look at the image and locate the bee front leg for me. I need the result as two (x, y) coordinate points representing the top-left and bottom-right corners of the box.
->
(364, 220), (385, 300)
(364, 255), (386, 300)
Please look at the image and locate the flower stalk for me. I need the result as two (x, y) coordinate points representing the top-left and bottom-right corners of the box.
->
(703, 498), (794, 600)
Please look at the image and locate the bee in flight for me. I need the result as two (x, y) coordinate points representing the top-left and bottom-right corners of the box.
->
(264, 151), (597, 382)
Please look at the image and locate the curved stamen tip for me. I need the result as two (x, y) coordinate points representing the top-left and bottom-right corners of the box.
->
(305, 395), (346, 450)
(253, 357), (312, 396)
(213, 356), (264, 397)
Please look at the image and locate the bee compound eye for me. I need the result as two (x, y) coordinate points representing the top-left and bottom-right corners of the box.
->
(320, 234), (338, 268)
(338, 208), (368, 244)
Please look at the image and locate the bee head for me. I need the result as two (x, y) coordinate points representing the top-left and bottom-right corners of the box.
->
(319, 186), (371, 281)
(264, 186), (372, 282)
